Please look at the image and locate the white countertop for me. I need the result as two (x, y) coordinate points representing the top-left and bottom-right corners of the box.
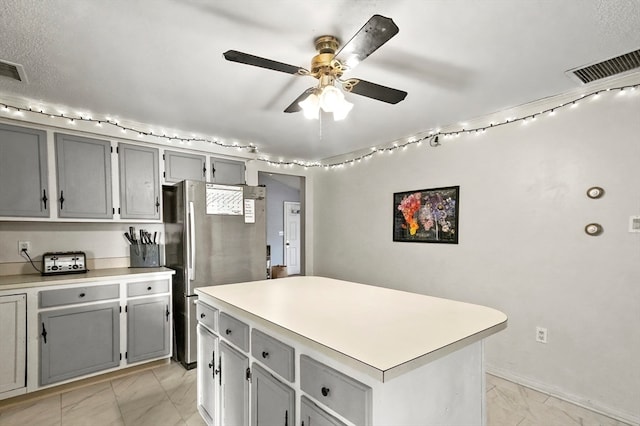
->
(196, 276), (507, 381)
(0, 267), (175, 290)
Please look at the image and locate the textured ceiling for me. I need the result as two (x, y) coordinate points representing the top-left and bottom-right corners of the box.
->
(1, 0), (639, 161)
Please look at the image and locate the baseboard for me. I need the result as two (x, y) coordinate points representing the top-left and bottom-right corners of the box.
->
(485, 365), (639, 425)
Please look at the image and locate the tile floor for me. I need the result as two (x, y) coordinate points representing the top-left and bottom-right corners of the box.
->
(0, 363), (632, 426)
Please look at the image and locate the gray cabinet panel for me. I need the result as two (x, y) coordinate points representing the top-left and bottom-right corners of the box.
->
(220, 312), (249, 352)
(220, 341), (249, 426)
(127, 280), (169, 297)
(0, 123), (48, 217)
(39, 302), (120, 385)
(0, 294), (26, 394)
(55, 133), (113, 218)
(251, 328), (295, 382)
(197, 324), (218, 425)
(211, 157), (245, 184)
(127, 296), (171, 363)
(301, 396), (347, 426)
(250, 363), (294, 426)
(300, 355), (372, 426)
(165, 150), (206, 183)
(118, 143), (160, 220)
(197, 301), (218, 333)
(39, 284), (119, 308)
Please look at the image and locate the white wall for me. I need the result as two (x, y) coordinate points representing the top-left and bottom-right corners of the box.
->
(311, 90), (640, 421)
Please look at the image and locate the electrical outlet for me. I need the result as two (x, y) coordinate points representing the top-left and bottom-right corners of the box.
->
(536, 326), (548, 344)
(18, 241), (31, 254)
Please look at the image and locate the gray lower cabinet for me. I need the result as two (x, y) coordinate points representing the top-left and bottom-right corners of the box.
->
(197, 324), (219, 425)
(55, 133), (113, 219)
(0, 294), (26, 394)
(118, 143), (160, 220)
(301, 396), (347, 426)
(0, 123), (49, 217)
(220, 341), (249, 426)
(251, 363), (294, 426)
(164, 150), (206, 183)
(211, 157), (245, 184)
(126, 296), (171, 363)
(39, 301), (120, 385)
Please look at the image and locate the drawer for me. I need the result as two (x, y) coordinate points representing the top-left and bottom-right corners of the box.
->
(301, 395), (348, 426)
(196, 301), (218, 332)
(300, 355), (372, 426)
(39, 284), (120, 308)
(127, 280), (169, 297)
(219, 312), (249, 352)
(251, 328), (295, 382)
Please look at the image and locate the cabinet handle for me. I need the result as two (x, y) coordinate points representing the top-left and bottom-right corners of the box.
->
(166, 305), (170, 321)
(147, 286), (152, 291)
(202, 164), (206, 178)
(262, 351), (269, 359)
(42, 189), (48, 209)
(78, 292), (85, 298)
(59, 190), (65, 209)
(41, 323), (48, 344)
(211, 166), (216, 180)
(218, 355), (222, 385)
(155, 197), (160, 213)
(200, 313), (206, 319)
(321, 386), (330, 397)
(225, 328), (232, 335)
(284, 409), (288, 426)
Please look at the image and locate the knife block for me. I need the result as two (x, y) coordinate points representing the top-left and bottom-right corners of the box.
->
(129, 244), (160, 268)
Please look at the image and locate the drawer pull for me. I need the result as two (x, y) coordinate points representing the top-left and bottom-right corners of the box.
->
(261, 351), (269, 359)
(225, 328), (232, 335)
(78, 292), (86, 298)
(200, 313), (206, 318)
(321, 386), (330, 397)
(147, 286), (152, 291)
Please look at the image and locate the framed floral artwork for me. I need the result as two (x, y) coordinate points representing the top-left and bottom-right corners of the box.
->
(393, 186), (459, 243)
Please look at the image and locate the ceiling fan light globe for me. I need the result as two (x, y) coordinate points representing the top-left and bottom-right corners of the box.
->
(319, 85), (344, 113)
(299, 93), (320, 120)
(333, 99), (353, 121)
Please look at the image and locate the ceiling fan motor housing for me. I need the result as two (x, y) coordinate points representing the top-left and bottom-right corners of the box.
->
(311, 36), (343, 79)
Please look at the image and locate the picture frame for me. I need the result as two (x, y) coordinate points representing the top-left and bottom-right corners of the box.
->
(393, 186), (459, 243)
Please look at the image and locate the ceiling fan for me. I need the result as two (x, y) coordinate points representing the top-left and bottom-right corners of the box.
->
(223, 15), (408, 120)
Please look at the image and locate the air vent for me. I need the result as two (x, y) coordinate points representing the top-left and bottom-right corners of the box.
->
(567, 49), (640, 84)
(0, 60), (26, 82)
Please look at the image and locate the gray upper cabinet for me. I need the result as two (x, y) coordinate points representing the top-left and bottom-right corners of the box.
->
(164, 150), (206, 183)
(0, 123), (49, 217)
(118, 143), (160, 220)
(55, 133), (113, 219)
(211, 157), (245, 184)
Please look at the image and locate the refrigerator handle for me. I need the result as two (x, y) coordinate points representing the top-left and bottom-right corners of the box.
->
(188, 201), (196, 280)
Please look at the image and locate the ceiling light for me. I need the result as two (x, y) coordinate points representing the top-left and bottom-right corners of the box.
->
(299, 83), (353, 121)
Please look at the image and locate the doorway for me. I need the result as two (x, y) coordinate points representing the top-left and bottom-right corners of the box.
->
(257, 172), (305, 275)
(283, 201), (301, 275)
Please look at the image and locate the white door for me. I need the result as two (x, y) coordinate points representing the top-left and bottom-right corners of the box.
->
(283, 201), (301, 275)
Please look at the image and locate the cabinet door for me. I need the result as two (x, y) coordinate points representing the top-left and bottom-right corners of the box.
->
(197, 324), (218, 425)
(220, 341), (249, 426)
(211, 157), (245, 184)
(251, 363), (294, 426)
(0, 294), (26, 394)
(301, 396), (347, 426)
(164, 150), (206, 183)
(0, 123), (49, 217)
(127, 296), (171, 363)
(118, 143), (160, 220)
(55, 133), (113, 218)
(39, 301), (120, 385)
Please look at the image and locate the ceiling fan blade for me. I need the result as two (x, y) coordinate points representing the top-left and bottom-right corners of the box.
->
(284, 88), (316, 113)
(347, 79), (407, 104)
(334, 15), (399, 71)
(223, 50), (307, 75)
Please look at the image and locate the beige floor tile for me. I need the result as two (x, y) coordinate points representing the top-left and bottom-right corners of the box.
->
(61, 382), (124, 426)
(152, 363), (199, 422)
(111, 370), (166, 415)
(120, 396), (184, 426)
(0, 394), (62, 426)
(184, 410), (208, 426)
(541, 396), (631, 426)
(486, 386), (526, 426)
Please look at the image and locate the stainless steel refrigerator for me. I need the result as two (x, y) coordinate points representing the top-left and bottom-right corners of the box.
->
(163, 180), (267, 369)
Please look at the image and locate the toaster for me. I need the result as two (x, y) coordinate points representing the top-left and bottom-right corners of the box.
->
(42, 251), (88, 276)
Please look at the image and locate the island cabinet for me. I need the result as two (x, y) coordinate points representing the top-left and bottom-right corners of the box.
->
(195, 276), (508, 426)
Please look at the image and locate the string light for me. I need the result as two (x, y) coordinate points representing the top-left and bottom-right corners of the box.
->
(1, 83), (637, 169)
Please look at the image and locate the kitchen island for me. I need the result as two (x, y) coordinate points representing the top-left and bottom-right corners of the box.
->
(195, 276), (507, 426)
